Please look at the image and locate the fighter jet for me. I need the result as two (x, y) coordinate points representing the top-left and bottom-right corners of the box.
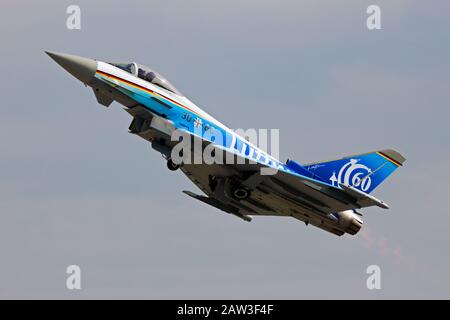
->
(46, 51), (405, 236)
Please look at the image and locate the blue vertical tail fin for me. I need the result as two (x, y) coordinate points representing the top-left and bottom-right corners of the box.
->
(303, 149), (406, 193)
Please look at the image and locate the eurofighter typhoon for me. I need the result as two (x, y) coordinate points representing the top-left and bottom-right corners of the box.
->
(47, 52), (405, 236)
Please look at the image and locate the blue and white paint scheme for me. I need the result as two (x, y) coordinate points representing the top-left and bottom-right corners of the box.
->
(47, 51), (406, 237)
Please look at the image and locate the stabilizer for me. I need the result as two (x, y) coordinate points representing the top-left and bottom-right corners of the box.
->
(303, 149), (406, 194)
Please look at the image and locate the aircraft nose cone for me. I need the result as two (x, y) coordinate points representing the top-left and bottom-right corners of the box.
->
(46, 51), (97, 84)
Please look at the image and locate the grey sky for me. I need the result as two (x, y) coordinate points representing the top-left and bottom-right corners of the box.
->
(0, 0), (449, 299)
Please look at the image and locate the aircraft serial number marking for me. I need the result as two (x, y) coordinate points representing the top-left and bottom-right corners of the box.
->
(181, 113), (193, 122)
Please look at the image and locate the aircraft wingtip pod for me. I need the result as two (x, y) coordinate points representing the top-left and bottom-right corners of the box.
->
(45, 51), (97, 84)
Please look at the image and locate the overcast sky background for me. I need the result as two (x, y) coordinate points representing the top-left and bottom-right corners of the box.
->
(1, 0), (449, 299)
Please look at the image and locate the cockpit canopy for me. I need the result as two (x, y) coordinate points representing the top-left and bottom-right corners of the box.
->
(110, 62), (181, 95)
